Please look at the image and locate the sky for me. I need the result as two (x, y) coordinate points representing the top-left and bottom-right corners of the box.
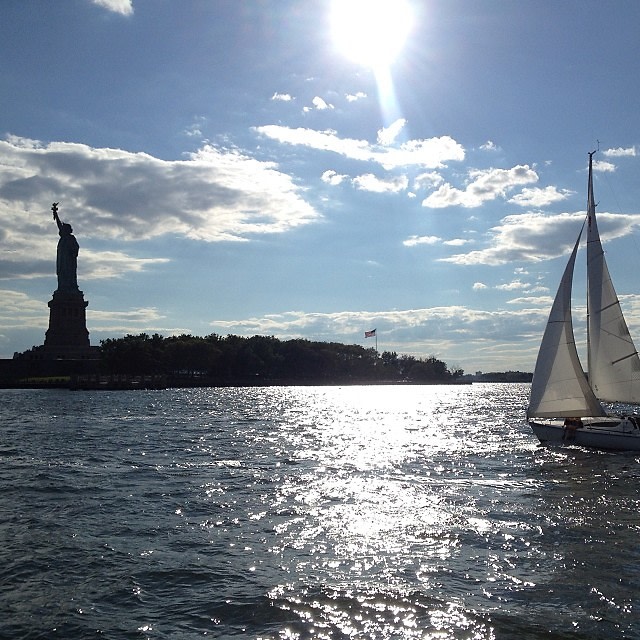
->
(3, 0), (640, 373)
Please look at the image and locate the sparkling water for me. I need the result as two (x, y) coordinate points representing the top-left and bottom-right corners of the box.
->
(1, 384), (638, 638)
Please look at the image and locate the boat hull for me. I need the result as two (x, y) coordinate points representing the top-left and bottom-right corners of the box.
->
(529, 418), (640, 451)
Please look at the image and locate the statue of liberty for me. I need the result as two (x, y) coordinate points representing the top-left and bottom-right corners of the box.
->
(52, 203), (79, 293)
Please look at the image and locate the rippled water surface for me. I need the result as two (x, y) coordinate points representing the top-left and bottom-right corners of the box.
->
(1, 383), (639, 639)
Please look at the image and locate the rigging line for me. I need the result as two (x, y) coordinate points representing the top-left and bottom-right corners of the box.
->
(599, 327), (634, 342)
(591, 300), (622, 314)
(611, 351), (639, 366)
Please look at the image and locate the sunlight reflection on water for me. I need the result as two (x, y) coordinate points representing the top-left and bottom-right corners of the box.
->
(2, 384), (640, 638)
(253, 384), (538, 637)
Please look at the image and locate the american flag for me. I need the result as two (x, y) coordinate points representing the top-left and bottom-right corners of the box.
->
(364, 329), (376, 338)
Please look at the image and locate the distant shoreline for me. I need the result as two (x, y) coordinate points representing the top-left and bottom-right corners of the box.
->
(0, 374), (536, 391)
(1, 375), (476, 391)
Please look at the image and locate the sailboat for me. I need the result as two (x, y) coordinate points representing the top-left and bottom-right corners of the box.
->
(527, 151), (640, 450)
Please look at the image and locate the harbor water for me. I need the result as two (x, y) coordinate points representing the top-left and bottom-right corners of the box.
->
(1, 383), (639, 639)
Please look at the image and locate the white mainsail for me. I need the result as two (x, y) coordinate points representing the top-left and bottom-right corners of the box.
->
(586, 152), (640, 403)
(528, 226), (605, 418)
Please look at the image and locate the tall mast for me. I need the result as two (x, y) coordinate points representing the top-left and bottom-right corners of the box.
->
(586, 150), (596, 382)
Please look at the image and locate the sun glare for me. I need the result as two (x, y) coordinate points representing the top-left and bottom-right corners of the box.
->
(331, 0), (413, 70)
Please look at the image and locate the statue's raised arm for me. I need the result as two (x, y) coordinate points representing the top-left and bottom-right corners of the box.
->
(52, 203), (63, 232)
(51, 202), (80, 293)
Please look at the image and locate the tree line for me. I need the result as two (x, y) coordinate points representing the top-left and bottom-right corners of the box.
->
(98, 333), (464, 384)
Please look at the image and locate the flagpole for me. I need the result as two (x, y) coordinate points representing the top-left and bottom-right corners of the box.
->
(365, 328), (378, 354)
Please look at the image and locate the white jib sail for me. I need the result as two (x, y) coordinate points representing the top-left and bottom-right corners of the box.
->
(586, 153), (640, 404)
(528, 227), (605, 419)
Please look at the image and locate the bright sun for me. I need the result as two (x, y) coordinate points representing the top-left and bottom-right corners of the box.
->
(330, 0), (413, 70)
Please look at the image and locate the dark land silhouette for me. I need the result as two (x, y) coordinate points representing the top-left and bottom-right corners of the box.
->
(99, 333), (464, 385)
(4, 333), (472, 388)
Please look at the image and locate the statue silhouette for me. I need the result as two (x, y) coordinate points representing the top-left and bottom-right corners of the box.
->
(52, 203), (79, 293)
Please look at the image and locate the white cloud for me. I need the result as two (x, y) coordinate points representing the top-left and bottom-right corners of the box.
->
(507, 295), (552, 306)
(380, 137), (465, 170)
(0, 135), (320, 242)
(1, 287), (188, 345)
(526, 285), (548, 294)
(594, 159), (616, 172)
(81, 250), (169, 280)
(321, 169), (348, 185)
(473, 282), (488, 290)
(509, 186), (573, 207)
(442, 212), (575, 266)
(441, 211), (640, 266)
(480, 140), (498, 151)
(183, 116), (207, 138)
(305, 96), (334, 111)
(352, 173), (408, 193)
(346, 91), (367, 102)
(87, 306), (166, 332)
(254, 125), (369, 158)
(91, 0), (133, 15)
(603, 146), (636, 157)
(423, 165), (538, 209)
(0, 135), (322, 281)
(272, 92), (293, 101)
(496, 279), (528, 291)
(0, 229), (168, 283)
(377, 119), (406, 146)
(414, 171), (444, 190)
(253, 125), (465, 169)
(403, 235), (441, 247)
(0, 290), (48, 329)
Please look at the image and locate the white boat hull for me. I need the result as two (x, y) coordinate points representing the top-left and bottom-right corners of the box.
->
(529, 418), (640, 451)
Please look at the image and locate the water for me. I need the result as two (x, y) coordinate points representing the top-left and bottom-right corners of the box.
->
(1, 383), (639, 639)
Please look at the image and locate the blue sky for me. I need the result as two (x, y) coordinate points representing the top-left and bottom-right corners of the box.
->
(3, 0), (640, 373)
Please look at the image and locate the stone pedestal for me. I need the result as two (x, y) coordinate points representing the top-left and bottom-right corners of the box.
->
(42, 289), (97, 359)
